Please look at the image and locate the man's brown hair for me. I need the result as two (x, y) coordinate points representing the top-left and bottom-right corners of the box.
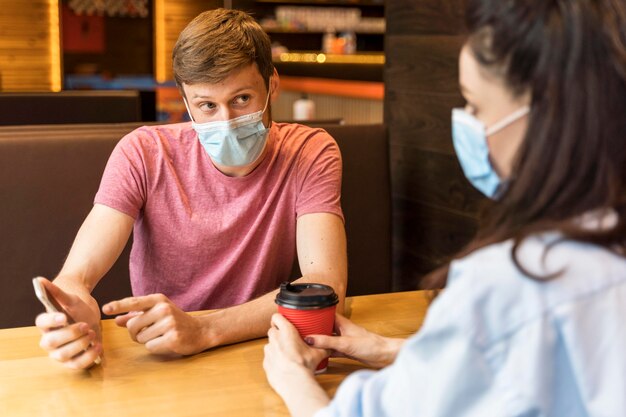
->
(172, 8), (273, 89)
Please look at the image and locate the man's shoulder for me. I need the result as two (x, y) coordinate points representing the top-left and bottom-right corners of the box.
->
(273, 122), (335, 144)
(118, 122), (195, 151)
(124, 121), (193, 141)
(271, 122), (338, 160)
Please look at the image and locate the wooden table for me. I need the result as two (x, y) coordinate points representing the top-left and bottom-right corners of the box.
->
(0, 291), (430, 417)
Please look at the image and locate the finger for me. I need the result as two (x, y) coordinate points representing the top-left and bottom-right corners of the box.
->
(114, 311), (143, 327)
(135, 316), (172, 344)
(263, 342), (279, 364)
(64, 343), (103, 370)
(125, 310), (160, 342)
(143, 333), (185, 356)
(267, 326), (277, 340)
(102, 294), (166, 315)
(271, 314), (299, 337)
(36, 312), (68, 331)
(40, 322), (90, 351)
(305, 334), (348, 353)
(262, 344), (274, 372)
(270, 313), (288, 328)
(49, 330), (95, 362)
(309, 345), (332, 364)
(333, 314), (352, 334)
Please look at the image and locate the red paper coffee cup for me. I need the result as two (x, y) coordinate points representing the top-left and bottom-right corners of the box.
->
(275, 282), (338, 373)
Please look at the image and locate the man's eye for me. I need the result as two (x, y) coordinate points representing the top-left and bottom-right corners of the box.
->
(199, 102), (216, 111)
(234, 95), (250, 105)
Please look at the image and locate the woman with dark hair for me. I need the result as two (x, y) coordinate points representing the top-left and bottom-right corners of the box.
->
(263, 1), (626, 416)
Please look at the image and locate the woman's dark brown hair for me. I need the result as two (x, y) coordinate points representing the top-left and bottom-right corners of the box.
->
(423, 0), (626, 289)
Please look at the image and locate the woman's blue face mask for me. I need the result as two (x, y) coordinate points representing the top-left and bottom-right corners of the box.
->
(451, 106), (530, 199)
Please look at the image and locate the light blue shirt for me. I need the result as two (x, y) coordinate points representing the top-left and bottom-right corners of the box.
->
(316, 232), (626, 417)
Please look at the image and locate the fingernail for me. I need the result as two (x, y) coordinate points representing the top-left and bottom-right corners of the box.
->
(80, 323), (90, 333)
(54, 314), (65, 324)
(304, 337), (314, 345)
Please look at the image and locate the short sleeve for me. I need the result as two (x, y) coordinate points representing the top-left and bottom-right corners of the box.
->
(94, 130), (149, 219)
(295, 129), (344, 222)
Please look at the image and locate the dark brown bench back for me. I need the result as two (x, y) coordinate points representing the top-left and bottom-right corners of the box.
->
(0, 122), (390, 328)
(0, 91), (147, 126)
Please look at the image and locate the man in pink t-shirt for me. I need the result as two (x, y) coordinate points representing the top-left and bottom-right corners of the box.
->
(35, 9), (347, 370)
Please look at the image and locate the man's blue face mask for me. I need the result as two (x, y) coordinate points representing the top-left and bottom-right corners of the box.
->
(184, 84), (272, 167)
(451, 106), (529, 199)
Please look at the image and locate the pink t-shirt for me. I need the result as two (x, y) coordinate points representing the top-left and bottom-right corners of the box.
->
(95, 122), (343, 311)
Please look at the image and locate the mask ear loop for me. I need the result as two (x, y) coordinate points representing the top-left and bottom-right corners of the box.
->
(182, 95), (196, 123)
(260, 76), (274, 128)
(485, 106), (530, 136)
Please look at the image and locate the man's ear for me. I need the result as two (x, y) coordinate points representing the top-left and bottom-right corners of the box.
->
(270, 68), (280, 103)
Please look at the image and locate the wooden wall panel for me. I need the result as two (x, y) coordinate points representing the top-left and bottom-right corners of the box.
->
(155, 0), (223, 82)
(391, 144), (483, 215)
(385, 0), (487, 290)
(0, 0), (60, 91)
(386, 35), (465, 154)
(386, 0), (465, 36)
(393, 197), (478, 288)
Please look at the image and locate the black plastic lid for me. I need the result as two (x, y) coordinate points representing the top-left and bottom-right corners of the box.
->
(275, 282), (339, 310)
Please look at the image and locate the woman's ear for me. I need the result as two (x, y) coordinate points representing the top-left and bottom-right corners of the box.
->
(270, 68), (280, 103)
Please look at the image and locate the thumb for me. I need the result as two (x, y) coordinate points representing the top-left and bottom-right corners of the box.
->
(306, 334), (346, 352)
(37, 277), (76, 308)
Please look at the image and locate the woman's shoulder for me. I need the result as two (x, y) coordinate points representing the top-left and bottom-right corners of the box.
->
(439, 235), (626, 347)
(454, 233), (626, 290)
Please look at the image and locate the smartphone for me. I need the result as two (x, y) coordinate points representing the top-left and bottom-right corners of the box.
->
(32, 277), (75, 324)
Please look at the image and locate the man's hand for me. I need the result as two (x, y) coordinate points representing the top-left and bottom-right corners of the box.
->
(35, 278), (102, 370)
(304, 314), (405, 369)
(102, 294), (208, 356)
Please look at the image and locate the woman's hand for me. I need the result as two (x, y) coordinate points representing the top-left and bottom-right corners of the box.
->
(305, 314), (405, 369)
(263, 314), (330, 417)
(263, 313), (328, 390)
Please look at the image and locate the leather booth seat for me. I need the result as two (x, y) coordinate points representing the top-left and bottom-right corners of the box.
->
(0, 122), (390, 328)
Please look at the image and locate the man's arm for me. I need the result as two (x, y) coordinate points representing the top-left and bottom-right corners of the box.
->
(202, 212), (347, 347)
(102, 212), (347, 354)
(36, 203), (134, 369)
(54, 203), (134, 299)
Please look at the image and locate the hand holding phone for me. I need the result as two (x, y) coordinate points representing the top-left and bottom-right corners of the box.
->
(32, 277), (75, 324)
(32, 277), (101, 366)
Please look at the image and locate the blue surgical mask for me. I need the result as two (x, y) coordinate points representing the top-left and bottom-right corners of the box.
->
(451, 106), (529, 198)
(184, 88), (271, 167)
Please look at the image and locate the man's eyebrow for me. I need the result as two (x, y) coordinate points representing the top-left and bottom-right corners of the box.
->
(191, 86), (257, 100)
